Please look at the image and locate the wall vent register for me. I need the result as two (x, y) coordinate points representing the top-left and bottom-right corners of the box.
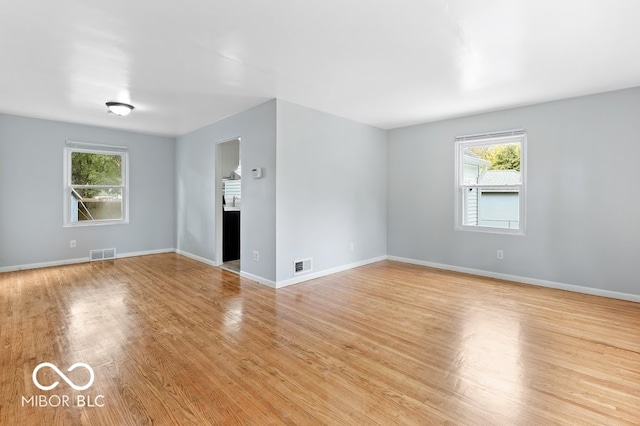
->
(294, 258), (313, 274)
(90, 248), (116, 261)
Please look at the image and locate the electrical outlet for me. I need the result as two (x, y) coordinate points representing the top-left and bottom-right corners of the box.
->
(350, 242), (354, 252)
(252, 251), (259, 262)
(70, 240), (76, 248)
(497, 250), (504, 260)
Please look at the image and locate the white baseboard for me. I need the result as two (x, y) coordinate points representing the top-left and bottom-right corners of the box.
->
(388, 255), (640, 303)
(117, 248), (174, 259)
(275, 255), (388, 288)
(173, 251), (278, 288)
(240, 271), (277, 288)
(0, 248), (176, 274)
(175, 251), (387, 290)
(0, 257), (90, 273)
(11, 250), (631, 304)
(174, 250), (217, 267)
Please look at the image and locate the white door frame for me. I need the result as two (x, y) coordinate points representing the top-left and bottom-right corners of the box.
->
(215, 137), (241, 267)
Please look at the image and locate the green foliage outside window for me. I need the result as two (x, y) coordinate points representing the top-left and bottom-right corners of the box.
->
(71, 152), (122, 198)
(71, 152), (122, 185)
(470, 143), (520, 171)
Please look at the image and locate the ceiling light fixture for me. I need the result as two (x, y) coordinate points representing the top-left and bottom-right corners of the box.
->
(106, 101), (134, 116)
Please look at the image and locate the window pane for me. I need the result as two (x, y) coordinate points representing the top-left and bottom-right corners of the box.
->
(456, 132), (525, 234)
(463, 187), (479, 225)
(479, 189), (520, 229)
(70, 188), (123, 221)
(462, 149), (489, 184)
(468, 143), (521, 184)
(464, 188), (520, 229)
(71, 152), (122, 185)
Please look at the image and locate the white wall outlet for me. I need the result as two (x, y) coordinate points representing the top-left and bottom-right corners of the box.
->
(497, 250), (504, 260)
(350, 242), (354, 252)
(253, 251), (259, 262)
(70, 240), (76, 248)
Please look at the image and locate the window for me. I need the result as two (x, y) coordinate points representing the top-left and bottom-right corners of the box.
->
(63, 141), (128, 226)
(455, 129), (526, 235)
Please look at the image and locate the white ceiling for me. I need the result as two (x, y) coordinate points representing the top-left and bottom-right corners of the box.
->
(2, 0), (640, 137)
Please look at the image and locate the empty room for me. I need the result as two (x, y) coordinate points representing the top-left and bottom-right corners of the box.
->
(1, 1), (639, 425)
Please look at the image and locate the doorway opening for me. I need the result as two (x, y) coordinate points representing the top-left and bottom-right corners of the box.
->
(215, 138), (241, 274)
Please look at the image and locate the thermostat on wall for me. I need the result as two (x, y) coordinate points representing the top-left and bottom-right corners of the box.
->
(251, 167), (263, 179)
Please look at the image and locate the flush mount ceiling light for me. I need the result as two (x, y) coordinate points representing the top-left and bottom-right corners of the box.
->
(106, 102), (134, 116)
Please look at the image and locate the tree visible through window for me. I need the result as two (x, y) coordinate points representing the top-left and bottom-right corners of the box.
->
(64, 143), (128, 226)
(455, 130), (526, 235)
(469, 143), (521, 171)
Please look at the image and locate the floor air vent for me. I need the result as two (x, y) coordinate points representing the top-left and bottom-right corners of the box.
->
(294, 258), (312, 275)
(90, 248), (117, 262)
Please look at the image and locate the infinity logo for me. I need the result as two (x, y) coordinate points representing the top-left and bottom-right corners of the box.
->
(32, 362), (95, 391)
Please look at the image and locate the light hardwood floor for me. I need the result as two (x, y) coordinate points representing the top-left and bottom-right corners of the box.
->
(1, 253), (639, 425)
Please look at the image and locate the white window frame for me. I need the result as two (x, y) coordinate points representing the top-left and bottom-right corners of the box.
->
(454, 129), (526, 235)
(63, 141), (129, 227)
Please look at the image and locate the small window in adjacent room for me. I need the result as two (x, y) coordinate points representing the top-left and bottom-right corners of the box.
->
(63, 141), (129, 226)
(455, 129), (526, 235)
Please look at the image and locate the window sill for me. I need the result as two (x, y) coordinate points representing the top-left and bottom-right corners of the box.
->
(64, 219), (129, 228)
(455, 225), (525, 236)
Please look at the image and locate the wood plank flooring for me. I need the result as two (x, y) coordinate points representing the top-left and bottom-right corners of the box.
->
(1, 253), (639, 425)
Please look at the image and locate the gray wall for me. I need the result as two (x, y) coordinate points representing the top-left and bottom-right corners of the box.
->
(176, 100), (277, 282)
(175, 99), (385, 285)
(0, 113), (176, 269)
(276, 100), (387, 282)
(387, 87), (640, 295)
(5, 87), (638, 297)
